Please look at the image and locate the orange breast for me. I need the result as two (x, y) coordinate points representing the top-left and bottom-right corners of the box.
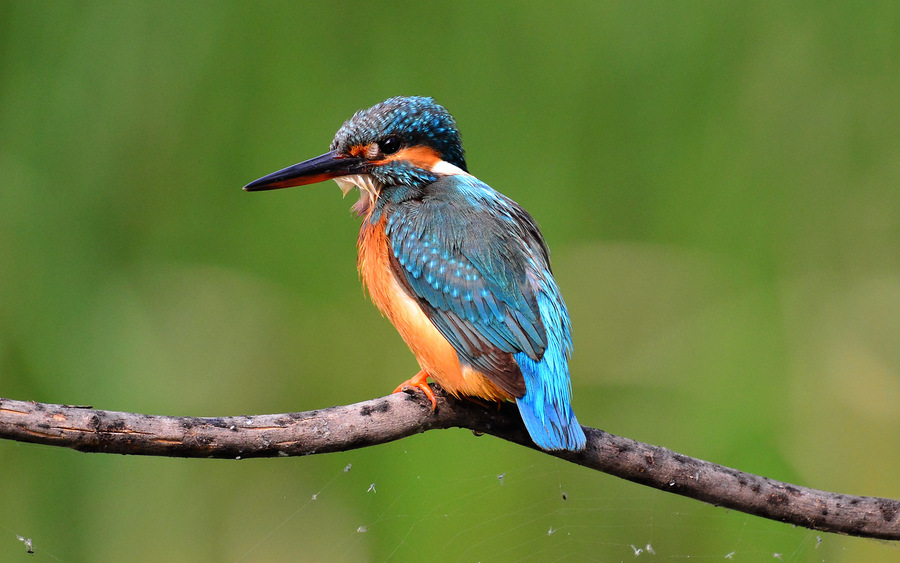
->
(357, 215), (511, 401)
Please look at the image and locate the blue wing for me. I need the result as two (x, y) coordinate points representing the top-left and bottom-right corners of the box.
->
(384, 174), (586, 450)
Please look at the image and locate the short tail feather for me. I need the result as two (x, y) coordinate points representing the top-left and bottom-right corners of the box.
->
(514, 352), (586, 451)
(510, 281), (586, 451)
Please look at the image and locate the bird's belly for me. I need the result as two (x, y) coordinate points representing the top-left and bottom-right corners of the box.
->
(358, 217), (511, 401)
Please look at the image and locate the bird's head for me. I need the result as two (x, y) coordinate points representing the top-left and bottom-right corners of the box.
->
(244, 96), (468, 212)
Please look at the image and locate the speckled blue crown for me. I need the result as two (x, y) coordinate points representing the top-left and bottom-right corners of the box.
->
(330, 96), (467, 171)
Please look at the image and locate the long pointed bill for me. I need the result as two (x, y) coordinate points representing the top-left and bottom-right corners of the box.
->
(243, 150), (367, 191)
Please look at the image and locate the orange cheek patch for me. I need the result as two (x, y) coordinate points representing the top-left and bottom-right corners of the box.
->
(376, 146), (441, 170)
(351, 144), (443, 171)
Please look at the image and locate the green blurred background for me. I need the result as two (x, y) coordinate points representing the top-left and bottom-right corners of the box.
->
(2, 1), (899, 561)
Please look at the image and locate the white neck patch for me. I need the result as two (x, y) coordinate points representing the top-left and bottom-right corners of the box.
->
(431, 159), (468, 176)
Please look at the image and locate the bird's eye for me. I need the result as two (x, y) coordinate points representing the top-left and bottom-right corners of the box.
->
(379, 136), (401, 155)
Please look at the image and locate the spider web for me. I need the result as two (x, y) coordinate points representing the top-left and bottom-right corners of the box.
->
(227, 434), (898, 563)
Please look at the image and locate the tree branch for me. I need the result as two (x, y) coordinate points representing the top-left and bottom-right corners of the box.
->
(1, 389), (898, 540)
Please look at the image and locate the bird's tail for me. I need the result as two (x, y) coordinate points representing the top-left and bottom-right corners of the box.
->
(513, 291), (586, 451)
(514, 354), (586, 451)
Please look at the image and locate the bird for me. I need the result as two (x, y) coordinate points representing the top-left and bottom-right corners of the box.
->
(244, 96), (586, 451)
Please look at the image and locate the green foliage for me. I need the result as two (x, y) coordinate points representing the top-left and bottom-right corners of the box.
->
(2, 2), (899, 560)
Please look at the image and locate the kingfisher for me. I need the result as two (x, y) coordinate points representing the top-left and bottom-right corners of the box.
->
(244, 96), (586, 451)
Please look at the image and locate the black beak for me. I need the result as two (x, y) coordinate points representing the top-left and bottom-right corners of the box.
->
(243, 150), (367, 192)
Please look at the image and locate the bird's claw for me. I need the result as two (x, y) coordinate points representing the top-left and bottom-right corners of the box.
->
(393, 371), (437, 410)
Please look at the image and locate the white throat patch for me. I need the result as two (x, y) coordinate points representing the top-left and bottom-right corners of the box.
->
(334, 174), (382, 198)
(334, 173), (383, 216)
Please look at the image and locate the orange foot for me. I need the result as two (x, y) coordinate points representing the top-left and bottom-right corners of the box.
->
(393, 370), (437, 410)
